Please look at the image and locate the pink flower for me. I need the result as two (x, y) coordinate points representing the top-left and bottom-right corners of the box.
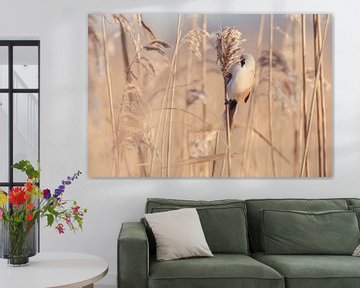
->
(0, 208), (3, 220)
(56, 223), (65, 234)
(72, 205), (80, 215)
(65, 214), (71, 225)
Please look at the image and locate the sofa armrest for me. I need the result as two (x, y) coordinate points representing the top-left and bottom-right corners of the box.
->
(118, 222), (149, 288)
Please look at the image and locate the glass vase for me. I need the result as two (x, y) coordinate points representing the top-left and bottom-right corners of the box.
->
(0, 220), (37, 266)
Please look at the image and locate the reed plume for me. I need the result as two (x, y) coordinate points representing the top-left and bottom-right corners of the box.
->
(216, 27), (245, 176)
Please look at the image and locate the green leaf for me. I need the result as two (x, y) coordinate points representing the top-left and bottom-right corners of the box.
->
(12, 160), (40, 180)
(47, 214), (54, 227)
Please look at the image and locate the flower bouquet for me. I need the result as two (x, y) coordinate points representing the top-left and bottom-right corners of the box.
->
(0, 160), (87, 266)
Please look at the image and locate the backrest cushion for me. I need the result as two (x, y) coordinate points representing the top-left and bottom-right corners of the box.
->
(145, 198), (249, 254)
(348, 198), (360, 207)
(347, 199), (360, 228)
(261, 209), (359, 255)
(246, 198), (349, 252)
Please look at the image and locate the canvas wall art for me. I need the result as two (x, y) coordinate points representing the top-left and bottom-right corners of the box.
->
(88, 14), (332, 177)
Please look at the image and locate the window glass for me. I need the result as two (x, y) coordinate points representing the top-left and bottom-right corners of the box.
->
(13, 93), (39, 182)
(0, 93), (9, 182)
(13, 46), (38, 89)
(0, 46), (8, 89)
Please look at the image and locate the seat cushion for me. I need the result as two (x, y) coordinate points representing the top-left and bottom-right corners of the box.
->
(252, 252), (360, 288)
(149, 254), (284, 288)
(246, 198), (349, 252)
(146, 198), (249, 254)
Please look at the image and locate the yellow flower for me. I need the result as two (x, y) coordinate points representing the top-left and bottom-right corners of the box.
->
(0, 190), (7, 206)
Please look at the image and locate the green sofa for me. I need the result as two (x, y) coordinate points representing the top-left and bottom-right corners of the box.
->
(118, 198), (360, 288)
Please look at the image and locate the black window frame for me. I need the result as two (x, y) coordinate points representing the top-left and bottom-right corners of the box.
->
(0, 40), (40, 252)
(0, 40), (40, 190)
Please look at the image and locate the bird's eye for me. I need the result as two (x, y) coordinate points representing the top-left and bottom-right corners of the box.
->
(240, 59), (246, 67)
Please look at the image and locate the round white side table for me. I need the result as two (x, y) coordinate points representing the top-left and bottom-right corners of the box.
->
(0, 252), (108, 288)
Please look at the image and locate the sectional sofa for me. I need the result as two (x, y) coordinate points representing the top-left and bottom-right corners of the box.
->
(118, 198), (360, 288)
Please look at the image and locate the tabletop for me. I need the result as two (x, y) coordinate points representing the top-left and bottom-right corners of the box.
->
(0, 252), (108, 288)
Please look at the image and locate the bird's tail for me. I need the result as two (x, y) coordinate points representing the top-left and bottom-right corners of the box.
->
(222, 99), (238, 131)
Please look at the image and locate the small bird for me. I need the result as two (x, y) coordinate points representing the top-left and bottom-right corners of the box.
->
(224, 53), (256, 130)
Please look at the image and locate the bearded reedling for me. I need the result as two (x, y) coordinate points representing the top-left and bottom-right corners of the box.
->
(224, 53), (256, 129)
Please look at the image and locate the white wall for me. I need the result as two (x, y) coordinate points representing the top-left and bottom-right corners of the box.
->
(1, 0), (360, 286)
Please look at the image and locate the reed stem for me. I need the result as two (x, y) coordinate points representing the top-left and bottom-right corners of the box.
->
(301, 14), (310, 176)
(166, 15), (182, 177)
(201, 14), (209, 176)
(313, 14), (324, 177)
(102, 16), (119, 176)
(242, 14), (265, 176)
(224, 84), (232, 177)
(300, 15), (329, 177)
(268, 14), (276, 176)
(317, 15), (328, 176)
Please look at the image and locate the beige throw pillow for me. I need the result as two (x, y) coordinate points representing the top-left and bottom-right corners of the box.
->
(145, 208), (213, 261)
(353, 244), (360, 256)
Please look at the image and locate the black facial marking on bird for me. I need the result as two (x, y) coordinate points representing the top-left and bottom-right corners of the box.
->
(225, 72), (232, 85)
(244, 93), (250, 103)
(240, 58), (246, 67)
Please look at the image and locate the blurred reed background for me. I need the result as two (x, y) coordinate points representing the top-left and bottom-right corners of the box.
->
(88, 14), (332, 177)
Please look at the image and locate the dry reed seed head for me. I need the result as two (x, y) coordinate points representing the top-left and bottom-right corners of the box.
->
(113, 14), (142, 58)
(131, 127), (157, 151)
(122, 83), (149, 114)
(128, 39), (171, 81)
(287, 14), (302, 24)
(188, 131), (217, 158)
(89, 30), (102, 75)
(275, 26), (290, 39)
(126, 35), (170, 80)
(216, 27), (246, 77)
(272, 79), (299, 114)
(259, 50), (290, 74)
(181, 29), (210, 59)
(88, 16), (103, 75)
(186, 89), (208, 107)
(305, 70), (331, 91)
(114, 116), (156, 154)
(143, 40), (171, 62)
(140, 15), (157, 41)
(189, 138), (209, 158)
(138, 56), (156, 76)
(88, 25), (100, 47)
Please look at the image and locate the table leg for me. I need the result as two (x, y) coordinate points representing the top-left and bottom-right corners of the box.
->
(82, 284), (94, 288)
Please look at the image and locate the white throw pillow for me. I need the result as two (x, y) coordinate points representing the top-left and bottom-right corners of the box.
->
(353, 244), (360, 256)
(145, 208), (213, 261)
